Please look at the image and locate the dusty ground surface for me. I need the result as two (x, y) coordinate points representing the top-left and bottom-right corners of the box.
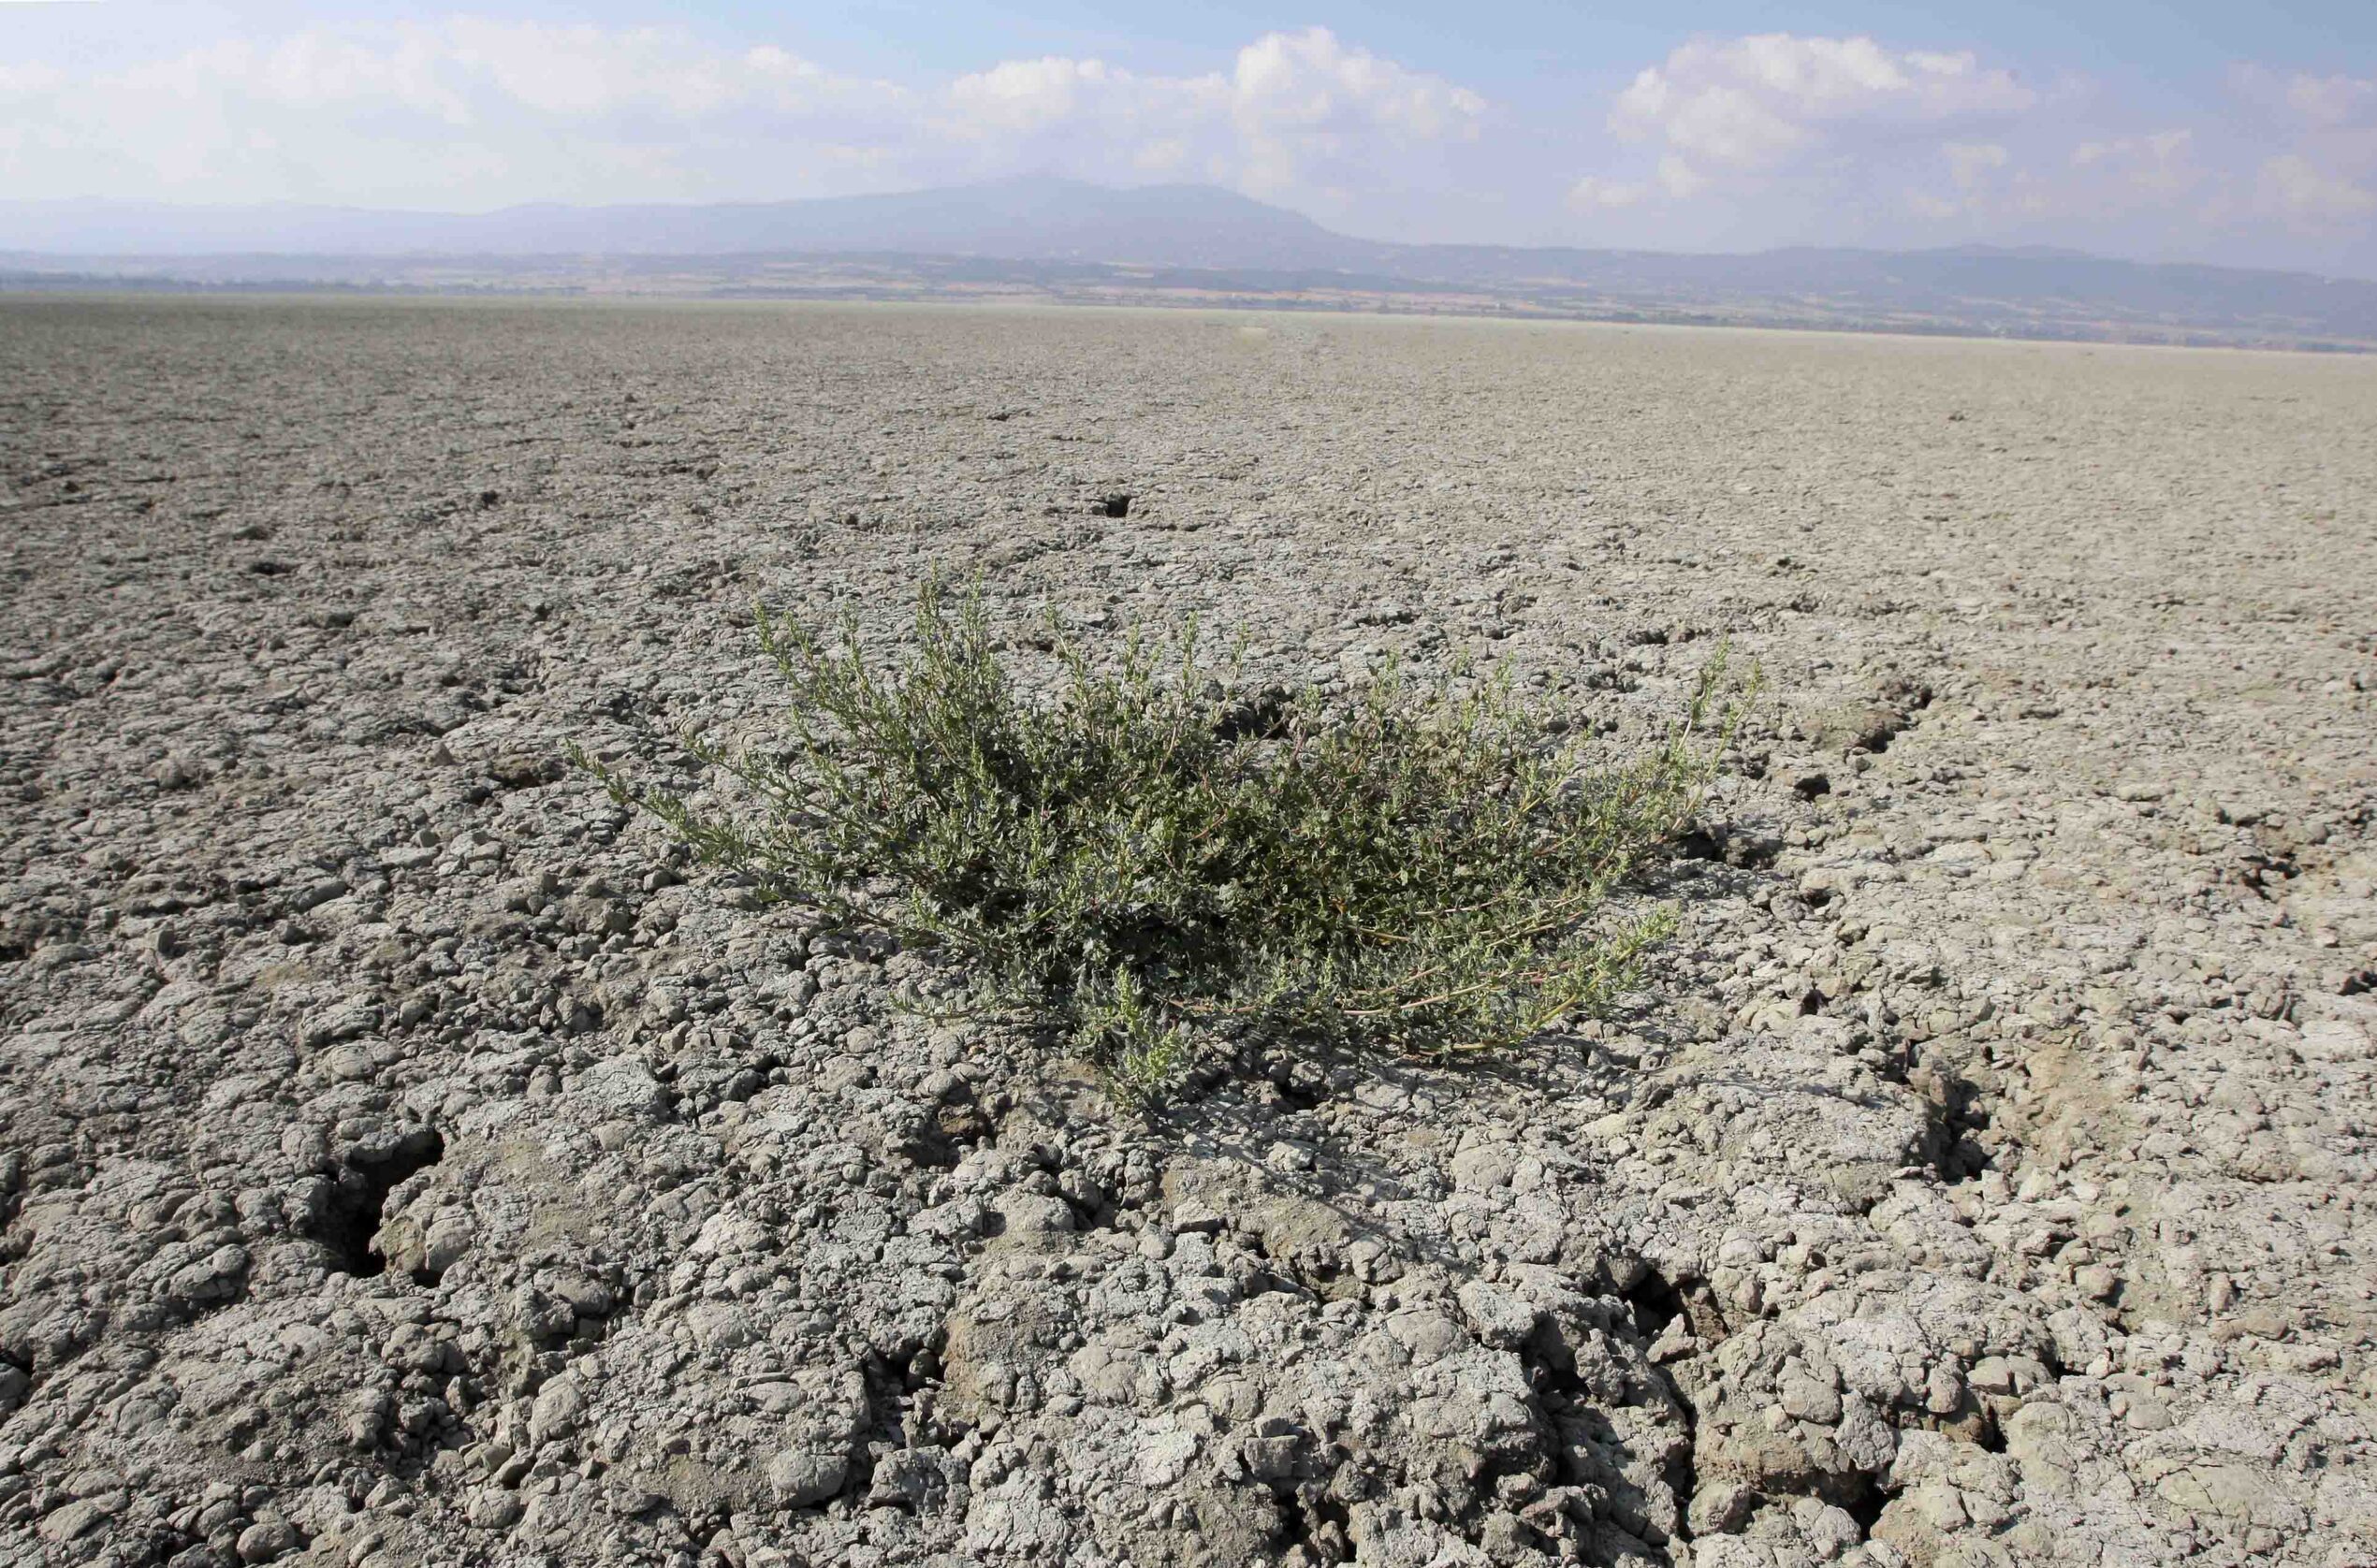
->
(3, 298), (2375, 1568)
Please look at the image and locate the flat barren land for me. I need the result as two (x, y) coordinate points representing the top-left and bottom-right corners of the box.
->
(5, 298), (2376, 1568)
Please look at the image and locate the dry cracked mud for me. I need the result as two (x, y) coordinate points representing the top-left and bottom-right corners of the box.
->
(3, 298), (2375, 1568)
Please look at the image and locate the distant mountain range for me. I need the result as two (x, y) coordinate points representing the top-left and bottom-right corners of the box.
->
(0, 179), (1357, 267)
(7, 177), (2374, 349)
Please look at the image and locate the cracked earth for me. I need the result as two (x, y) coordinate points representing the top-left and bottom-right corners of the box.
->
(3, 299), (2375, 1568)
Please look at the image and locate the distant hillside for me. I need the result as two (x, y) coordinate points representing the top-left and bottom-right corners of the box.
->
(7, 178), (2375, 348)
(0, 178), (1362, 269)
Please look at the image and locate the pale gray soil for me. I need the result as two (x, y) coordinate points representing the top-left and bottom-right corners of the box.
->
(3, 298), (2375, 1568)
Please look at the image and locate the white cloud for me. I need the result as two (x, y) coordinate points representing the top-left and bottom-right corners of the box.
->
(2231, 67), (2377, 131)
(1623, 79), (1808, 168)
(2222, 67), (2377, 240)
(1228, 27), (1480, 199)
(946, 55), (1127, 136)
(1569, 156), (1705, 211)
(0, 63), (67, 93)
(1943, 141), (2007, 189)
(2067, 129), (2196, 200)
(1611, 34), (2033, 172)
(1568, 175), (1644, 210)
(1229, 26), (1485, 144)
(929, 27), (1482, 200)
(1562, 33), (2374, 270)
(1905, 127), (2219, 232)
(1578, 33), (2039, 225)
(1566, 33), (2374, 269)
(2284, 74), (2376, 129)
(2259, 152), (2377, 221)
(1655, 154), (1707, 199)
(0, 21), (1480, 212)
(2072, 129), (2188, 167)
(925, 28), (1485, 207)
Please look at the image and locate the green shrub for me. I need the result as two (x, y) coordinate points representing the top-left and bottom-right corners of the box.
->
(575, 581), (1745, 1099)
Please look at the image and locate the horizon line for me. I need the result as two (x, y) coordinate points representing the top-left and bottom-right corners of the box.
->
(6, 182), (2373, 283)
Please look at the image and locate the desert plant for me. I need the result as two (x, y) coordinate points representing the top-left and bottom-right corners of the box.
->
(574, 580), (1746, 1098)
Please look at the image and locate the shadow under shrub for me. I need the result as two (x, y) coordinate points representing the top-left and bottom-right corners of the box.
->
(576, 582), (1745, 1098)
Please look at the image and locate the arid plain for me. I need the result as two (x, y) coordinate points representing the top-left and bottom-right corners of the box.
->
(4, 298), (2375, 1567)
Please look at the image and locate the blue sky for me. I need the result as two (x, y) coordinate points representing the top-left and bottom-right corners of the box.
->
(5, 2), (2373, 272)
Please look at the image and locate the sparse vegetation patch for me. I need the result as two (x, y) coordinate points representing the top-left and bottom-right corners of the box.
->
(577, 581), (1744, 1096)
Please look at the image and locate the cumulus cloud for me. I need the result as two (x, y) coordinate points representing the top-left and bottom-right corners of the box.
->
(2259, 153), (2377, 222)
(1609, 34), (2033, 172)
(1225, 26), (1485, 197)
(2233, 66), (2377, 131)
(1655, 154), (1708, 200)
(2071, 130), (2189, 168)
(1566, 34), (2370, 270)
(2283, 74), (2377, 129)
(1568, 154), (1705, 214)
(945, 56), (1127, 137)
(1899, 142), (2016, 220)
(106, 22), (882, 127)
(929, 28), (1483, 200)
(1943, 141), (2008, 189)
(1547, 33), (2365, 274)
(0, 21), (919, 204)
(1567, 175), (1643, 211)
(2222, 67), (2377, 239)
(2067, 130), (2197, 199)
(0, 20), (1481, 211)
(1903, 124), (2223, 231)
(1571, 32), (2047, 239)
(1232, 26), (1484, 144)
